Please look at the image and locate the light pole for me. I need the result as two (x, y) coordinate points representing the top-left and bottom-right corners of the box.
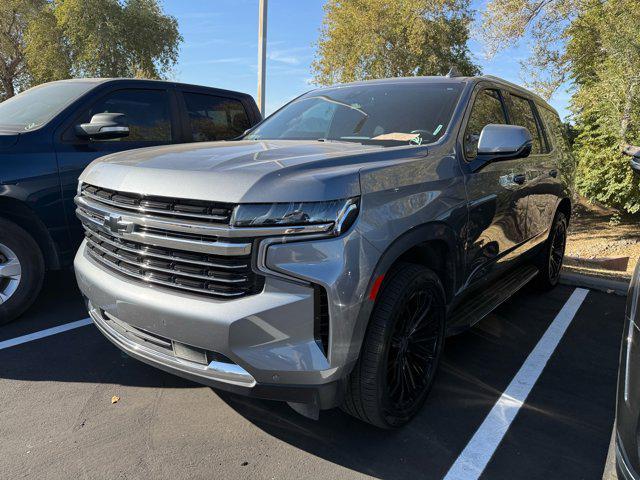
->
(257, 0), (268, 115)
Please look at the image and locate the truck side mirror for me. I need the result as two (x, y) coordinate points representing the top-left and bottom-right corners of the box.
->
(477, 124), (533, 162)
(75, 112), (130, 140)
(632, 156), (640, 174)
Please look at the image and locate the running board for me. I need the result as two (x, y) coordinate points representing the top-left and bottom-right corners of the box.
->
(446, 265), (539, 336)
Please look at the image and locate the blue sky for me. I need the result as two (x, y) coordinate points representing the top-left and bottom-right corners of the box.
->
(162, 0), (571, 119)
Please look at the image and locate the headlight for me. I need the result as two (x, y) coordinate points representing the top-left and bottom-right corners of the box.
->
(231, 197), (359, 236)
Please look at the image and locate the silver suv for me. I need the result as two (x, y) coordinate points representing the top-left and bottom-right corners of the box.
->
(74, 75), (572, 428)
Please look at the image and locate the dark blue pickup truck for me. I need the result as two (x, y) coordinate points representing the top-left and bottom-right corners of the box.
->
(0, 78), (261, 324)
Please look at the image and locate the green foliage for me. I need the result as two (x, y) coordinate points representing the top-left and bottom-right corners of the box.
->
(569, 0), (640, 213)
(481, 0), (640, 214)
(0, 0), (48, 98)
(0, 0), (181, 100)
(312, 0), (479, 85)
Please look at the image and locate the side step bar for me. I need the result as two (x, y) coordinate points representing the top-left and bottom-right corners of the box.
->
(446, 265), (539, 336)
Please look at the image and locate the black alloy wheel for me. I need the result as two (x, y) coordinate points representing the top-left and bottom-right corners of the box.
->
(386, 287), (440, 415)
(533, 211), (568, 290)
(342, 263), (446, 428)
(549, 217), (567, 283)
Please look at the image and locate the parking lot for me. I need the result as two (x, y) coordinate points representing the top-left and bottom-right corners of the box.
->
(0, 270), (626, 480)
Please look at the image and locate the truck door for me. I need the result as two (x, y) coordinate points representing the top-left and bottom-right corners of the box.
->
(54, 87), (178, 248)
(504, 93), (556, 241)
(460, 86), (530, 286)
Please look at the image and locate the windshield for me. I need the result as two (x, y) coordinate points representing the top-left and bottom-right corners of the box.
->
(0, 81), (94, 131)
(246, 82), (463, 146)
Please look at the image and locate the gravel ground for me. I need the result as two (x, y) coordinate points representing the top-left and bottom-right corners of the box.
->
(565, 198), (640, 280)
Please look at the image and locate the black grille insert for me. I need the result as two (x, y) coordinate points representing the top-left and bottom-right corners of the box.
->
(81, 183), (233, 223)
(83, 223), (264, 298)
(314, 285), (330, 357)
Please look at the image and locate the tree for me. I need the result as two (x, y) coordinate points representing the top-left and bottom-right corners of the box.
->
(481, 0), (640, 213)
(480, 0), (583, 99)
(312, 0), (479, 86)
(569, 0), (640, 213)
(0, 0), (181, 100)
(0, 0), (47, 98)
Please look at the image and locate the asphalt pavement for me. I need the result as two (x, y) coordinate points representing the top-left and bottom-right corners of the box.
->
(0, 269), (626, 479)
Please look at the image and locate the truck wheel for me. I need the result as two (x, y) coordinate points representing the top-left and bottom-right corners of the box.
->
(0, 218), (45, 325)
(342, 263), (446, 428)
(533, 211), (567, 291)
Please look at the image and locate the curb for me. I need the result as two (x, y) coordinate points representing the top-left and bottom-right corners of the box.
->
(560, 272), (629, 295)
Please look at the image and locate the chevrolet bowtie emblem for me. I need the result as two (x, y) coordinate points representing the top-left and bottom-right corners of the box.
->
(103, 214), (133, 234)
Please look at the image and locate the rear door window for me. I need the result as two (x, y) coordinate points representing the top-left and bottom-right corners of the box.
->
(508, 95), (548, 154)
(464, 89), (508, 159)
(81, 89), (172, 142)
(183, 93), (250, 141)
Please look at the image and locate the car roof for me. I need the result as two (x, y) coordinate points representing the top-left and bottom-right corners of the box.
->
(45, 77), (254, 100)
(310, 75), (558, 117)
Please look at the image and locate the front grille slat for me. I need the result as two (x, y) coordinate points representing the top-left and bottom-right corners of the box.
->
(86, 244), (250, 298)
(78, 183), (264, 300)
(81, 184), (232, 223)
(86, 238), (249, 284)
(82, 225), (249, 270)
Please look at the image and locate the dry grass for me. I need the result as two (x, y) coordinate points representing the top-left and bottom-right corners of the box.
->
(564, 197), (640, 280)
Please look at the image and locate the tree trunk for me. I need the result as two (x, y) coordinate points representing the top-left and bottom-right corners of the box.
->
(620, 76), (639, 145)
(1, 78), (15, 98)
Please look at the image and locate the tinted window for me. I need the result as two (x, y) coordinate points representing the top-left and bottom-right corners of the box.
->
(539, 107), (569, 153)
(83, 89), (171, 142)
(183, 93), (250, 141)
(245, 83), (463, 147)
(0, 81), (93, 131)
(464, 89), (507, 159)
(508, 95), (547, 154)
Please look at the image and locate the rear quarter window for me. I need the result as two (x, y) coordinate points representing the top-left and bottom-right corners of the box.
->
(508, 94), (548, 154)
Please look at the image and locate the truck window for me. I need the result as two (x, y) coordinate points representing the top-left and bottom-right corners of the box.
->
(183, 93), (250, 141)
(82, 89), (172, 142)
(508, 95), (547, 154)
(464, 89), (507, 159)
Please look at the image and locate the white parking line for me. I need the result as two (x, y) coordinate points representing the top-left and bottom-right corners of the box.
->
(444, 287), (590, 480)
(0, 318), (92, 351)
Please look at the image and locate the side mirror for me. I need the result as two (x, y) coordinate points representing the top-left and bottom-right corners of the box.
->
(477, 124), (533, 161)
(75, 113), (129, 140)
(632, 156), (640, 174)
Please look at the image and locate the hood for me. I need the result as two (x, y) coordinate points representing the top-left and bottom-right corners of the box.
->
(80, 140), (401, 203)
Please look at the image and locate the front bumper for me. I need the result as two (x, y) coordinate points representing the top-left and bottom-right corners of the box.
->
(75, 227), (377, 407)
(87, 304), (343, 407)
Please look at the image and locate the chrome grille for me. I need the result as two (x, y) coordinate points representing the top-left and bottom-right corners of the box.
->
(81, 183), (233, 223)
(76, 183), (264, 299)
(83, 223), (263, 298)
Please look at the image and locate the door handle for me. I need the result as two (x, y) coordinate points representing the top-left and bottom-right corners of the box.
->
(499, 173), (526, 190)
(549, 169), (558, 178)
(513, 173), (526, 184)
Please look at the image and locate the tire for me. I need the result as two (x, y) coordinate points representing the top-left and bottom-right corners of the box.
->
(0, 218), (45, 325)
(342, 263), (446, 428)
(532, 211), (567, 291)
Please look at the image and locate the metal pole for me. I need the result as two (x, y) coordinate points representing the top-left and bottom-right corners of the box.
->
(257, 0), (268, 115)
